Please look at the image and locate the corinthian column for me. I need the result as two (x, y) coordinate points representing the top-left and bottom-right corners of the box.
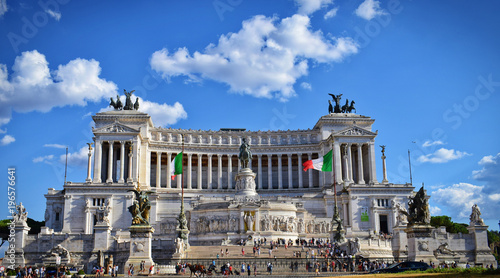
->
(208, 154), (213, 189)
(197, 154), (203, 189)
(156, 151), (162, 188)
(228, 154), (233, 189)
(333, 141), (342, 184)
(298, 153), (303, 188)
(127, 144), (133, 183)
(347, 144), (353, 182)
(93, 140), (102, 183)
(119, 141), (125, 183)
(86, 143), (93, 183)
(368, 141), (378, 184)
(187, 153), (192, 189)
(287, 154), (293, 189)
(106, 141), (114, 183)
(257, 154), (262, 190)
(166, 152), (172, 188)
(217, 154), (222, 189)
(308, 153), (313, 188)
(357, 144), (365, 184)
(268, 155), (272, 190)
(278, 154), (283, 190)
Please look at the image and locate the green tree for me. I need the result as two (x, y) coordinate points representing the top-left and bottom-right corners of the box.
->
(488, 230), (499, 245)
(430, 216), (468, 234)
(0, 218), (45, 246)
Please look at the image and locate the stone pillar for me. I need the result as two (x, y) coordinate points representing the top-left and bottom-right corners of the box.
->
(106, 141), (114, 183)
(93, 140), (102, 183)
(93, 224), (112, 251)
(125, 226), (155, 272)
(308, 153), (313, 188)
(277, 154), (283, 189)
(381, 152), (389, 184)
(347, 144), (353, 182)
(118, 141), (125, 183)
(368, 141), (378, 184)
(298, 153), (303, 188)
(267, 155), (272, 190)
(468, 224), (498, 267)
(13, 222), (30, 267)
(156, 152), (161, 188)
(357, 144), (365, 184)
(166, 153), (172, 188)
(86, 144), (93, 183)
(287, 154), (293, 189)
(319, 154), (324, 188)
(334, 141), (342, 184)
(257, 154), (262, 190)
(228, 154), (233, 189)
(217, 154), (222, 189)
(405, 225), (435, 262)
(187, 153), (193, 189)
(197, 154), (203, 189)
(207, 154), (213, 189)
(342, 144), (348, 183)
(127, 144), (133, 183)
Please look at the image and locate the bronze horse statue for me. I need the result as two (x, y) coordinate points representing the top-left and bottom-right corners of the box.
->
(239, 138), (252, 168)
(341, 99), (349, 113)
(347, 100), (356, 113)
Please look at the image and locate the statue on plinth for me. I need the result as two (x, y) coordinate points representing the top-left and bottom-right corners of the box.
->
(239, 138), (252, 169)
(399, 186), (430, 226)
(110, 90), (140, 111)
(128, 189), (152, 225)
(469, 204), (485, 226)
(13, 202), (28, 225)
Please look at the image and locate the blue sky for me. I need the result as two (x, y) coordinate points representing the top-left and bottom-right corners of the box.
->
(0, 0), (499, 233)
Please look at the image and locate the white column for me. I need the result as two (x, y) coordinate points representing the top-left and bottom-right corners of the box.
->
(257, 154), (262, 190)
(334, 141), (342, 184)
(267, 155), (273, 190)
(127, 144), (133, 183)
(227, 154), (233, 189)
(166, 152), (172, 188)
(347, 144), (353, 182)
(187, 153), (192, 189)
(238, 156), (241, 171)
(278, 154), (283, 189)
(308, 153), (313, 188)
(86, 144), (93, 183)
(156, 151), (162, 188)
(368, 141), (378, 184)
(217, 154), (222, 189)
(382, 152), (388, 184)
(342, 144), (348, 183)
(208, 154), (213, 189)
(298, 153), (303, 188)
(118, 141), (125, 183)
(319, 153), (324, 188)
(93, 140), (102, 183)
(197, 154), (203, 189)
(106, 141), (114, 183)
(357, 144), (365, 184)
(287, 154), (293, 189)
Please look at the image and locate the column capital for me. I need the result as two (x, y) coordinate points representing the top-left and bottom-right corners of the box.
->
(217, 153), (222, 158)
(187, 153), (192, 158)
(107, 140), (114, 145)
(277, 153), (282, 158)
(257, 154), (262, 158)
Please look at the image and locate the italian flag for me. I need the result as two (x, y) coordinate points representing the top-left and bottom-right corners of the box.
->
(302, 149), (333, 172)
(170, 152), (183, 180)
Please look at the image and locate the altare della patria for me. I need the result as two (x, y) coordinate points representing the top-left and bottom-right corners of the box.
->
(5, 91), (497, 272)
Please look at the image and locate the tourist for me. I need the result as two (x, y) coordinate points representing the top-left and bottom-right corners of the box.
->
(253, 263), (257, 276)
(242, 247), (245, 256)
(247, 263), (251, 276)
(241, 263), (246, 275)
(226, 248), (229, 257)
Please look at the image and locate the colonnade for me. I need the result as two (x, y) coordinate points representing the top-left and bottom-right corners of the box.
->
(149, 152), (322, 190)
(92, 140), (134, 184)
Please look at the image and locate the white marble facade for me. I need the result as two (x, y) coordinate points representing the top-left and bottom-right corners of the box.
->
(14, 109), (492, 268)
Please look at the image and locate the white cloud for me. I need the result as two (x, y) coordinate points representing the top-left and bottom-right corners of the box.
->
(0, 50), (117, 126)
(99, 96), (187, 127)
(0, 0), (7, 17)
(0, 134), (15, 145)
(432, 183), (484, 218)
(478, 154), (497, 165)
(422, 140), (445, 147)
(295, 0), (332, 15)
(0, 128), (6, 134)
(45, 9), (61, 21)
(60, 146), (92, 168)
(44, 143), (67, 149)
(355, 0), (387, 20)
(33, 154), (54, 164)
(417, 148), (471, 163)
(324, 7), (338, 19)
(300, 82), (312, 90)
(472, 152), (500, 183)
(489, 193), (500, 202)
(151, 14), (358, 102)
(429, 206), (441, 216)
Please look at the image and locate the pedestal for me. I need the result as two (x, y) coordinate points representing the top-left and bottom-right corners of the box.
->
(235, 168), (257, 197)
(467, 225), (498, 267)
(405, 225), (435, 263)
(392, 225), (408, 260)
(93, 224), (112, 251)
(5, 223), (31, 267)
(124, 226), (155, 270)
